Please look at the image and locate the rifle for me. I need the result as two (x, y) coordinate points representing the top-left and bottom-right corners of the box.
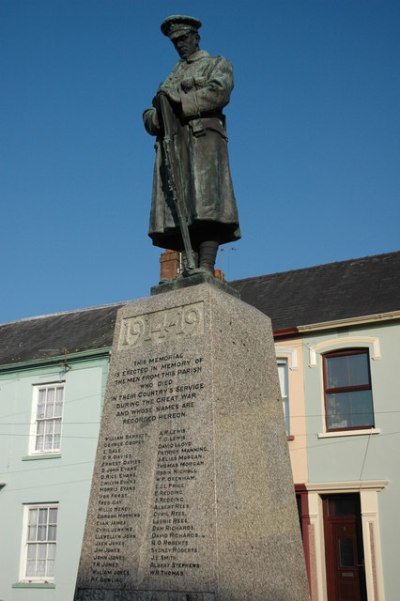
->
(156, 92), (196, 273)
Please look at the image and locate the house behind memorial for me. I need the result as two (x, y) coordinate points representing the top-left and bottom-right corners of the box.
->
(0, 251), (399, 601)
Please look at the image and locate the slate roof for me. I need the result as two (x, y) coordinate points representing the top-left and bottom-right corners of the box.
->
(1, 252), (399, 366)
(231, 251), (400, 332)
(0, 304), (123, 367)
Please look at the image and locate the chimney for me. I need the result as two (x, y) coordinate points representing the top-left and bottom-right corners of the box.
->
(159, 250), (225, 282)
(160, 249), (181, 281)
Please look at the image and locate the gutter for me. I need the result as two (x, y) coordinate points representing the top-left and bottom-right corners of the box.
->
(0, 347), (112, 375)
(274, 310), (400, 338)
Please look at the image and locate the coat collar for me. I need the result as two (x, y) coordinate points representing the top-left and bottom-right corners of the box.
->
(182, 49), (210, 64)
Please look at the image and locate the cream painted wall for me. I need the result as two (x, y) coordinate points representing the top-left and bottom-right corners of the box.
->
(275, 339), (308, 485)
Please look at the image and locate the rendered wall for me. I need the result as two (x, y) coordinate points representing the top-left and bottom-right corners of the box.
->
(303, 320), (400, 600)
(0, 353), (109, 601)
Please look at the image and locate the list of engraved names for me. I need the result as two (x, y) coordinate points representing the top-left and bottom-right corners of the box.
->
(89, 307), (211, 589)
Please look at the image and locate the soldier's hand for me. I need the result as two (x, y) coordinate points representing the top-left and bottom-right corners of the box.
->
(158, 87), (181, 105)
(181, 77), (195, 92)
(143, 108), (161, 136)
(181, 76), (206, 92)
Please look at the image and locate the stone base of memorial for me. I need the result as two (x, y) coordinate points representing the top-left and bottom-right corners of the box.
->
(74, 282), (310, 601)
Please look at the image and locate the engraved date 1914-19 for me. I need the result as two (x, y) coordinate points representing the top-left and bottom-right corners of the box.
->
(119, 302), (204, 349)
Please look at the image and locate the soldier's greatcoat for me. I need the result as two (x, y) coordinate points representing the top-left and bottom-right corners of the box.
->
(143, 50), (241, 251)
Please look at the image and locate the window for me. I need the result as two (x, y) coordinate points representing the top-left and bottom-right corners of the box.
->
(323, 349), (374, 431)
(277, 359), (290, 434)
(21, 504), (58, 581)
(30, 384), (64, 454)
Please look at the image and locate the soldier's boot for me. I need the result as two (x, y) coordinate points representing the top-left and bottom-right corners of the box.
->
(198, 240), (219, 275)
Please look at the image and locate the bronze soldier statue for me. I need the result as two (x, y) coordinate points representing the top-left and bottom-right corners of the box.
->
(143, 15), (241, 275)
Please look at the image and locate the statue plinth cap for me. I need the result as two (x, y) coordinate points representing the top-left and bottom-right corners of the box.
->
(161, 15), (202, 40)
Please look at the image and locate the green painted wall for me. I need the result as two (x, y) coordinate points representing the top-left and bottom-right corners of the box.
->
(0, 352), (109, 601)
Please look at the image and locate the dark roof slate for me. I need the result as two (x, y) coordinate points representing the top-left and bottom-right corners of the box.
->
(0, 304), (123, 366)
(1, 252), (399, 366)
(231, 251), (400, 331)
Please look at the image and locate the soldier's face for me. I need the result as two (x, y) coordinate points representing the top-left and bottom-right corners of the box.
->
(172, 32), (199, 59)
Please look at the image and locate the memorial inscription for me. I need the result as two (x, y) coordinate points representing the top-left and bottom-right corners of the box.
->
(89, 347), (208, 583)
(76, 300), (216, 598)
(119, 302), (204, 349)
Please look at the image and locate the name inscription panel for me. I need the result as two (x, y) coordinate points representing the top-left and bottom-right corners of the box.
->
(76, 301), (215, 598)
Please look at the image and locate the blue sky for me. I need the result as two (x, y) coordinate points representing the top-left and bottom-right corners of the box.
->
(1, 0), (399, 323)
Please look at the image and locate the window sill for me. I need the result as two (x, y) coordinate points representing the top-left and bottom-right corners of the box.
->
(318, 428), (381, 439)
(13, 582), (56, 589)
(22, 453), (61, 462)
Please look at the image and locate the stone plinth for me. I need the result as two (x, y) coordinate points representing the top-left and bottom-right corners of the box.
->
(74, 283), (310, 601)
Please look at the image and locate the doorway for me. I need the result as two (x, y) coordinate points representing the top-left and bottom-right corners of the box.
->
(322, 494), (367, 601)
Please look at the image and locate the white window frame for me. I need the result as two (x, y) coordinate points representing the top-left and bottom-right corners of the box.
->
(29, 383), (65, 455)
(19, 503), (58, 583)
(277, 358), (290, 434)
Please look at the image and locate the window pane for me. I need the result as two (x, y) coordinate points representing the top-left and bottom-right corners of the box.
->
(37, 560), (46, 577)
(282, 398), (290, 433)
(277, 360), (290, 433)
(54, 400), (63, 418)
(47, 543), (56, 560)
(44, 435), (53, 450)
(28, 508), (38, 527)
(327, 390), (374, 430)
(44, 420), (55, 436)
(48, 525), (57, 541)
(326, 353), (370, 389)
(35, 435), (44, 452)
(38, 508), (48, 528)
(37, 389), (46, 418)
(27, 544), (37, 560)
(28, 525), (38, 541)
(278, 362), (288, 397)
(36, 421), (45, 435)
(326, 393), (350, 429)
(46, 544), (56, 577)
(46, 560), (55, 578)
(49, 508), (58, 524)
(350, 390), (374, 428)
(339, 538), (354, 567)
(333, 495), (360, 516)
(45, 397), (55, 418)
(43, 420), (56, 450)
(26, 543), (39, 577)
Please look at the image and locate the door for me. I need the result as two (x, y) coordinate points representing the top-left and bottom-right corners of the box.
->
(323, 494), (367, 601)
